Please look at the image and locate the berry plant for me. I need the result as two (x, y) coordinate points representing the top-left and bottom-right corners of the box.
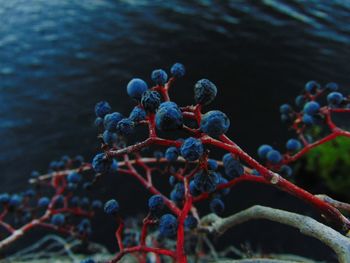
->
(88, 64), (350, 262)
(1, 63), (350, 263)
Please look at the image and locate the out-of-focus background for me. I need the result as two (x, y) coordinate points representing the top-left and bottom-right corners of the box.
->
(1, 0), (350, 261)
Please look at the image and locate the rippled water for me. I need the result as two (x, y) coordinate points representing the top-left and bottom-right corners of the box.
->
(1, 0), (350, 258)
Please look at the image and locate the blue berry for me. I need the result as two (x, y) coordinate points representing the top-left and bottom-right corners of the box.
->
(95, 101), (112, 118)
(129, 106), (146, 122)
(155, 102), (183, 131)
(0, 193), (10, 203)
(194, 79), (217, 105)
(92, 153), (117, 174)
(159, 214), (178, 237)
(153, 151), (163, 160)
(170, 63), (185, 78)
(295, 95), (306, 108)
(9, 194), (22, 207)
(266, 150), (282, 164)
(80, 197), (90, 208)
(24, 189), (36, 197)
(180, 137), (204, 161)
(104, 199), (119, 215)
(193, 170), (221, 193)
(38, 197), (50, 208)
(104, 112), (124, 132)
(279, 104), (292, 114)
(92, 200), (103, 209)
(325, 82), (339, 91)
(200, 110), (230, 137)
(80, 259), (95, 263)
(170, 183), (185, 202)
(67, 172), (82, 184)
(207, 159), (218, 170)
(257, 145), (273, 159)
(305, 81), (320, 94)
(151, 69), (168, 85)
(210, 198), (225, 215)
(218, 176), (230, 195)
(141, 90), (161, 112)
(95, 117), (104, 128)
(116, 118), (135, 136)
(222, 153), (244, 179)
(327, 92), (344, 106)
(165, 147), (179, 162)
(280, 165), (293, 177)
(302, 114), (315, 125)
(68, 183), (77, 191)
(102, 130), (117, 145)
(51, 214), (65, 226)
(54, 195), (64, 207)
(127, 78), (148, 100)
(286, 139), (302, 151)
(184, 215), (198, 230)
(189, 181), (201, 196)
(31, 171), (40, 178)
(148, 195), (165, 212)
(70, 196), (79, 207)
(303, 101), (320, 115)
(169, 176), (176, 186)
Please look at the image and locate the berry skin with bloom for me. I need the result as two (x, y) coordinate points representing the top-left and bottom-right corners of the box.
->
(104, 199), (120, 215)
(67, 172), (82, 184)
(165, 147), (179, 162)
(210, 198), (225, 215)
(155, 102), (183, 131)
(184, 215), (198, 230)
(194, 79), (217, 105)
(257, 144), (273, 159)
(148, 195), (165, 212)
(104, 112), (124, 132)
(129, 106), (146, 122)
(116, 118), (135, 136)
(38, 197), (50, 208)
(95, 101), (112, 118)
(222, 153), (244, 179)
(0, 193), (10, 203)
(141, 90), (161, 112)
(102, 130), (117, 146)
(193, 170), (221, 193)
(200, 110), (230, 137)
(327, 92), (344, 106)
(305, 80), (320, 94)
(325, 82), (339, 91)
(92, 200), (103, 209)
(303, 101), (320, 115)
(51, 214), (65, 226)
(266, 150), (282, 164)
(170, 183), (185, 202)
(286, 139), (302, 151)
(302, 114), (315, 125)
(127, 78), (148, 100)
(180, 137), (204, 161)
(9, 195), (22, 207)
(151, 69), (168, 85)
(159, 214), (178, 238)
(92, 153), (117, 174)
(207, 159), (218, 170)
(170, 63), (185, 78)
(279, 104), (292, 114)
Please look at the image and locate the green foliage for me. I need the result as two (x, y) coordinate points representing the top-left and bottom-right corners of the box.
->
(304, 136), (350, 196)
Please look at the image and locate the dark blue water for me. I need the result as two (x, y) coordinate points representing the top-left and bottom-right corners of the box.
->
(1, 1), (350, 259)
